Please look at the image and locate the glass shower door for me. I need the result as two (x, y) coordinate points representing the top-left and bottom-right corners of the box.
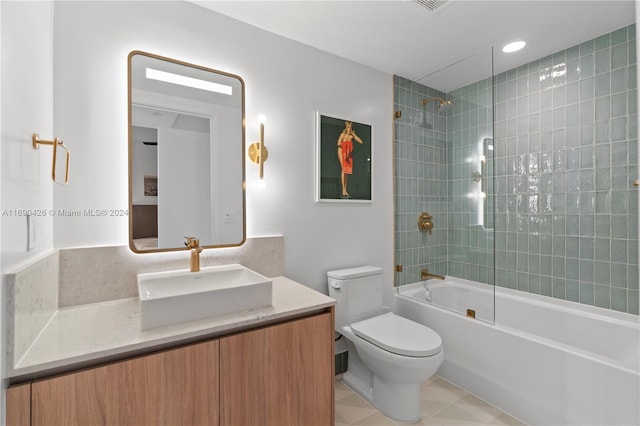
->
(393, 47), (495, 324)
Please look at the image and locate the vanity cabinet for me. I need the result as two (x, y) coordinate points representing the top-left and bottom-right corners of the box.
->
(6, 310), (334, 426)
(220, 311), (334, 425)
(31, 339), (220, 426)
(6, 383), (30, 426)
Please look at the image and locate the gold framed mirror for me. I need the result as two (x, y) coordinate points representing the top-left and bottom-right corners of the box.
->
(128, 51), (246, 253)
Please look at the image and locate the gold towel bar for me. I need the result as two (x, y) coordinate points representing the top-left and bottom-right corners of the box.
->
(33, 134), (70, 185)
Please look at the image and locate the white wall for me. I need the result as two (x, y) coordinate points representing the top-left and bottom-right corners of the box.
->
(53, 1), (394, 301)
(1, 2), (54, 271)
(637, 0), (640, 317)
(1, 2), (54, 423)
(0, 2), (3, 420)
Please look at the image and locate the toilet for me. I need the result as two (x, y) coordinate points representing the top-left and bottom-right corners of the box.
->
(328, 266), (443, 423)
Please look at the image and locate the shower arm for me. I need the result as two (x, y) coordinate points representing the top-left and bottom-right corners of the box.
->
(421, 96), (446, 107)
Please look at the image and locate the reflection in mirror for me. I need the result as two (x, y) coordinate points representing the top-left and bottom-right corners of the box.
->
(128, 51), (245, 253)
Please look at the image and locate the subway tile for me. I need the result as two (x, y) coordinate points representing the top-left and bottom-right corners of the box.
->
(610, 287), (628, 312)
(623, 292), (636, 316)
(611, 68), (628, 94)
(579, 54), (595, 78)
(566, 258), (580, 280)
(566, 280), (580, 302)
(594, 284), (611, 308)
(567, 104), (580, 127)
(594, 215), (611, 237)
(611, 215), (627, 238)
(612, 27), (628, 45)
(595, 73), (611, 98)
(594, 261), (610, 285)
(580, 100), (595, 123)
(594, 238), (611, 261)
(567, 59), (580, 83)
(611, 93), (628, 117)
(595, 33), (611, 51)
(553, 278), (566, 298)
(611, 239), (628, 263)
(611, 117), (627, 141)
(579, 282), (595, 305)
(629, 266), (639, 290)
(611, 41), (628, 70)
(566, 236), (580, 258)
(595, 96), (611, 121)
(594, 120), (610, 144)
(540, 277), (553, 296)
(611, 263), (628, 288)
(580, 39), (595, 56)
(595, 48), (612, 74)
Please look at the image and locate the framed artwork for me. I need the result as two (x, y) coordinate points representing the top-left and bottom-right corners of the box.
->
(144, 175), (157, 196)
(315, 112), (372, 202)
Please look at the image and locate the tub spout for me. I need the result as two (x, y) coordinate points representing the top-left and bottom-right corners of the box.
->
(421, 269), (445, 281)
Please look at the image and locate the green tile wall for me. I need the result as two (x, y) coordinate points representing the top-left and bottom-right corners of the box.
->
(394, 76), (448, 285)
(394, 25), (639, 314)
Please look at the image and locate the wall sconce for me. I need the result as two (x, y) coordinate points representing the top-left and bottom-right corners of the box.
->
(248, 114), (268, 182)
(32, 133), (70, 185)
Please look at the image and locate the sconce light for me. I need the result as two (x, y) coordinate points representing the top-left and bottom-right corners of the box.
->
(248, 114), (268, 182)
(32, 133), (70, 185)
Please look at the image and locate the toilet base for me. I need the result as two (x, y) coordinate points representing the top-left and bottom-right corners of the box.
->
(373, 376), (422, 422)
(342, 372), (422, 423)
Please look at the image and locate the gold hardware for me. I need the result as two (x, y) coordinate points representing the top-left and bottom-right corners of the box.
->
(248, 115), (268, 180)
(421, 268), (445, 281)
(421, 96), (443, 107)
(185, 236), (203, 272)
(420, 96), (453, 111)
(634, 180), (639, 187)
(32, 134), (70, 185)
(466, 309), (476, 319)
(394, 111), (402, 119)
(418, 212), (433, 234)
(396, 265), (403, 272)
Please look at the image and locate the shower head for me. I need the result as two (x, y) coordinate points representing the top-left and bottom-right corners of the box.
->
(420, 96), (454, 113)
(437, 99), (454, 113)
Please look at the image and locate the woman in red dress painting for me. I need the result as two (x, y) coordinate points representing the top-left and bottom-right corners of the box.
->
(336, 121), (363, 198)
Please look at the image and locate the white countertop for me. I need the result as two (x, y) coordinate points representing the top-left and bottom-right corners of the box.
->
(8, 277), (335, 380)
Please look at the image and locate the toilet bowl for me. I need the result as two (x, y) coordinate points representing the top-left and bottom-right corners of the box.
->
(328, 266), (443, 422)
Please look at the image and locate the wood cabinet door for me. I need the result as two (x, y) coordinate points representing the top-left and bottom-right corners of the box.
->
(31, 339), (219, 426)
(6, 382), (31, 426)
(220, 311), (334, 426)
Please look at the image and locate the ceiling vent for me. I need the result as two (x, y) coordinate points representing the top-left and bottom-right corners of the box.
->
(413, 0), (453, 13)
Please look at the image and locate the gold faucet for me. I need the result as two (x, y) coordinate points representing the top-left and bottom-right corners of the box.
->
(421, 269), (445, 281)
(184, 236), (203, 272)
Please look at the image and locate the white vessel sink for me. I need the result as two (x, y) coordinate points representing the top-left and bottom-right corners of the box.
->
(137, 264), (272, 330)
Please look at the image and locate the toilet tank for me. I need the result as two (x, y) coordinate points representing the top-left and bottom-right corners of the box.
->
(327, 266), (383, 330)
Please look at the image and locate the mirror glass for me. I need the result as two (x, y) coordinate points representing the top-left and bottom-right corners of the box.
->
(128, 51), (245, 252)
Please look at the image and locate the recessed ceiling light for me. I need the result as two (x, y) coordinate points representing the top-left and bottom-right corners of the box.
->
(502, 40), (526, 53)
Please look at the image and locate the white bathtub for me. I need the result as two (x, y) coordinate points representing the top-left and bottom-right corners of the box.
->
(395, 277), (640, 426)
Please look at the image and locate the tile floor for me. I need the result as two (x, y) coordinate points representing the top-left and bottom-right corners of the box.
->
(335, 375), (525, 425)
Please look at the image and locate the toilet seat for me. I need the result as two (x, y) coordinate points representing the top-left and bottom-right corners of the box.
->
(351, 312), (442, 357)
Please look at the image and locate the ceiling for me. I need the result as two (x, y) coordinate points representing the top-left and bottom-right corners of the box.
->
(191, 0), (635, 92)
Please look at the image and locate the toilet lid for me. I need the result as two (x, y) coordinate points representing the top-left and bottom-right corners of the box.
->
(351, 312), (442, 357)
